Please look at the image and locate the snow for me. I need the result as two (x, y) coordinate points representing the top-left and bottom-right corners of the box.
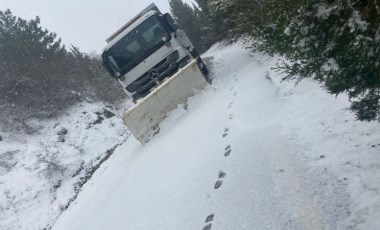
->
(284, 26), (291, 36)
(321, 57), (339, 72)
(315, 4), (335, 20)
(348, 10), (369, 33)
(0, 102), (129, 230)
(2, 43), (380, 229)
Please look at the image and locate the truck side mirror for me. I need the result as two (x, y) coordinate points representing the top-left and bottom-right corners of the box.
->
(164, 13), (178, 32)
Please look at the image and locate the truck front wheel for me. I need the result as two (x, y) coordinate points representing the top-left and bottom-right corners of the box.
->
(197, 58), (211, 84)
(188, 48), (212, 84)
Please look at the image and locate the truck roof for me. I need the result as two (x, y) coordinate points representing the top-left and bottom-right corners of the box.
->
(105, 3), (160, 44)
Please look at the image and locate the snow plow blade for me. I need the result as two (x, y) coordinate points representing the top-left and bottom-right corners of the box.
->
(123, 59), (209, 143)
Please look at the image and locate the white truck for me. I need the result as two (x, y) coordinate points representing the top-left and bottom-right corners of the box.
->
(102, 3), (210, 143)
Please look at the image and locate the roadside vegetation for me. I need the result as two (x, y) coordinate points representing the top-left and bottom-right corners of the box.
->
(0, 10), (125, 128)
(170, 0), (380, 122)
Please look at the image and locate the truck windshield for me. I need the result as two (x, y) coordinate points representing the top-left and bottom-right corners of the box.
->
(104, 15), (168, 75)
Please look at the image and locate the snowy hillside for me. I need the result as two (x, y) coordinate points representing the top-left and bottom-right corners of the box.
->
(2, 43), (380, 230)
(50, 44), (380, 230)
(0, 103), (129, 229)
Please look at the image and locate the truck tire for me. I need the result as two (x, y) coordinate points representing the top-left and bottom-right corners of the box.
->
(197, 58), (211, 84)
(188, 48), (212, 84)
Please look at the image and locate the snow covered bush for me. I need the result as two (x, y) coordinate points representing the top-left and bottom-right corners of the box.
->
(280, 0), (380, 121)
(207, 0), (380, 121)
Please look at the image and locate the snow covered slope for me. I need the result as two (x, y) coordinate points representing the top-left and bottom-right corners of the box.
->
(0, 103), (129, 230)
(46, 44), (380, 230)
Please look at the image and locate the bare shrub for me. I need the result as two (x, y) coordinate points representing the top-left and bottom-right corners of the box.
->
(36, 143), (65, 179)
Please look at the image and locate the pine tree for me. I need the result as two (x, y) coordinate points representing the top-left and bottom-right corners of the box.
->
(0, 10), (124, 123)
(169, 0), (205, 52)
(0, 9), (66, 120)
(170, 0), (221, 52)
(193, 0), (219, 45)
(0, 10), (64, 76)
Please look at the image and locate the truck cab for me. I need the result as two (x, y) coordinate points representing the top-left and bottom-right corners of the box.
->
(101, 4), (202, 102)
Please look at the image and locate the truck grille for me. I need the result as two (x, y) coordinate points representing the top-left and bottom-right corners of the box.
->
(127, 51), (180, 101)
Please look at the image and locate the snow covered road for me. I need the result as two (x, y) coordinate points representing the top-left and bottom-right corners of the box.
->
(52, 45), (380, 230)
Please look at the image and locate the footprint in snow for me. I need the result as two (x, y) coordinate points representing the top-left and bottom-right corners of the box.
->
(229, 113), (234, 120)
(222, 128), (229, 138)
(202, 223), (212, 230)
(202, 213), (214, 230)
(205, 214), (214, 223)
(230, 86), (234, 91)
(228, 102), (233, 109)
(224, 145), (232, 157)
(214, 171), (226, 189)
(215, 179), (223, 189)
(219, 170), (226, 179)
(233, 92), (237, 96)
